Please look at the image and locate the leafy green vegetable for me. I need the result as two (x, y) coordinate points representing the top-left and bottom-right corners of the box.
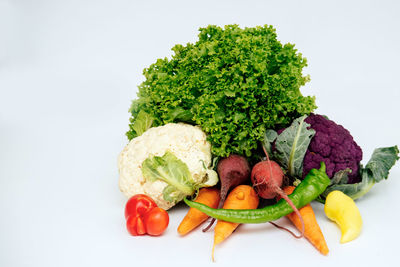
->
(162, 185), (185, 203)
(127, 25), (316, 157)
(318, 146), (399, 201)
(130, 110), (154, 137)
(363, 146), (399, 183)
(263, 130), (278, 155)
(142, 151), (218, 203)
(142, 151), (195, 196)
(263, 115), (315, 177)
(330, 169), (351, 185)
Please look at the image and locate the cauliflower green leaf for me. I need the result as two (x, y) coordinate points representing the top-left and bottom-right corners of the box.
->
(263, 129), (278, 155)
(142, 151), (196, 196)
(265, 115), (315, 177)
(142, 151), (219, 203)
(162, 185), (186, 204)
(318, 146), (399, 201)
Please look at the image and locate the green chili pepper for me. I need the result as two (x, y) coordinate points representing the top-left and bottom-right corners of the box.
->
(184, 162), (330, 224)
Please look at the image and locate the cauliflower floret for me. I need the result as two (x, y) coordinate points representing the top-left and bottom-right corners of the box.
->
(118, 123), (213, 210)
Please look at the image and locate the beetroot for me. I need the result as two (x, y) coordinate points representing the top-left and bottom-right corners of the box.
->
(202, 154), (250, 232)
(251, 156), (305, 238)
(251, 161), (284, 199)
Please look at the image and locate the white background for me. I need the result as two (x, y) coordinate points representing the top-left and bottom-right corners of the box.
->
(1, 0), (399, 266)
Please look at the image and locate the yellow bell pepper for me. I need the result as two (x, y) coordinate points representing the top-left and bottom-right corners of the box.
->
(324, 190), (363, 243)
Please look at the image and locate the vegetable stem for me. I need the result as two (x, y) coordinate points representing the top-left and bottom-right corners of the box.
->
(275, 186), (305, 238)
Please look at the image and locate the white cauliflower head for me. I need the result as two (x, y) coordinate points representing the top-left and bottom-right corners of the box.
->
(118, 123), (217, 210)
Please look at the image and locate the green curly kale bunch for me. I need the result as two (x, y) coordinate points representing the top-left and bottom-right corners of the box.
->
(127, 25), (316, 157)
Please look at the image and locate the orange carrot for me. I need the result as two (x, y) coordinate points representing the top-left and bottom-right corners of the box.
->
(212, 185), (259, 261)
(177, 188), (220, 236)
(280, 186), (329, 255)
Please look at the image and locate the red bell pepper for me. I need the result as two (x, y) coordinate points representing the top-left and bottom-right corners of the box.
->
(124, 194), (169, 236)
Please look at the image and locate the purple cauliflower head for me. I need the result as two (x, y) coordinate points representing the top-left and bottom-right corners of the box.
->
(302, 114), (363, 183)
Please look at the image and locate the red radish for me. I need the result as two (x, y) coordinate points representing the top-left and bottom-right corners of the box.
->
(251, 152), (305, 238)
(202, 154), (250, 232)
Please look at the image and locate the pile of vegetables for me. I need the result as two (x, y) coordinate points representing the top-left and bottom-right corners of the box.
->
(118, 24), (399, 260)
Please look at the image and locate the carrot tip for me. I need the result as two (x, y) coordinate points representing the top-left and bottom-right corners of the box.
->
(211, 243), (216, 262)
